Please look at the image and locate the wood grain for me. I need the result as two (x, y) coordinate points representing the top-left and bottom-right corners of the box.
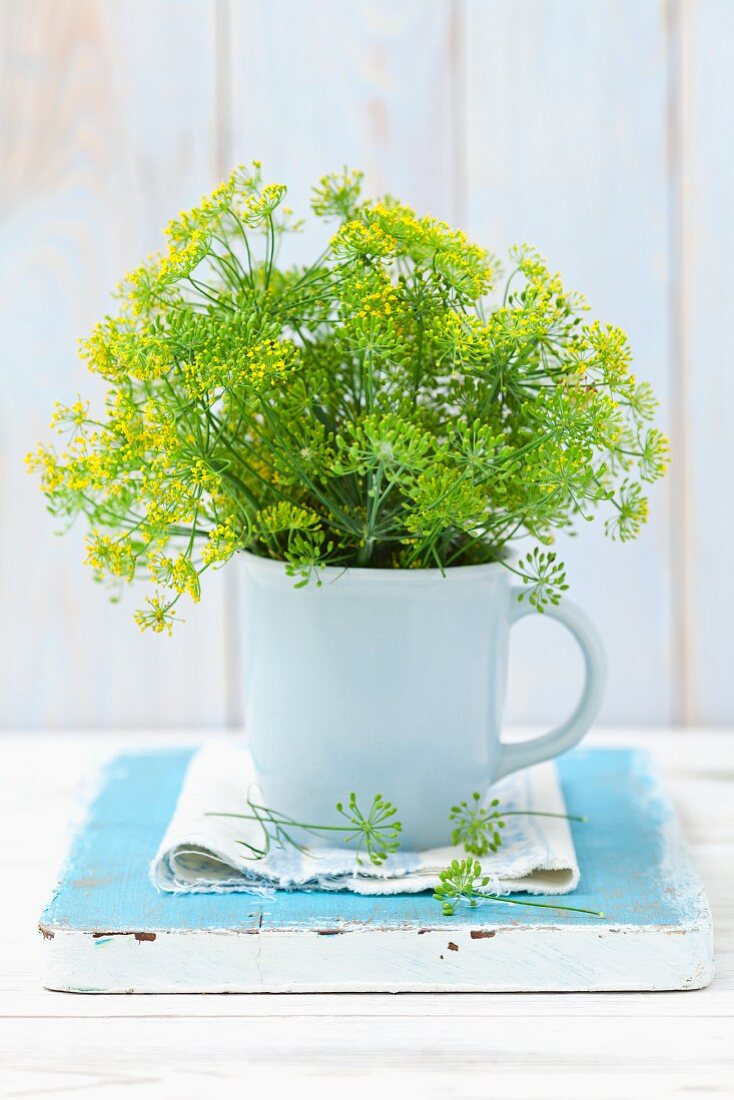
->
(1, 0), (732, 726)
(682, 0), (734, 723)
(463, 0), (673, 726)
(0, 1), (229, 727)
(0, 729), (730, 1097)
(223, 0), (461, 725)
(226, 0), (459, 244)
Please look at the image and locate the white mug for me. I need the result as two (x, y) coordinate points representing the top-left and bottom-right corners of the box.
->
(241, 552), (606, 849)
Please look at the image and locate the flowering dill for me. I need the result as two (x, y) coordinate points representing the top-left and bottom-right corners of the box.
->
(433, 857), (604, 919)
(28, 163), (668, 631)
(208, 791), (402, 867)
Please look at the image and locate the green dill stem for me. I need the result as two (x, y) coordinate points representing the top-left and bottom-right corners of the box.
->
(207, 811), (364, 834)
(502, 265), (522, 306)
(264, 213), (276, 290)
(257, 403), (362, 536)
(357, 458), (384, 566)
(480, 894), (604, 918)
(186, 276), (236, 311)
(214, 467), (260, 511)
(502, 811), (588, 823)
(227, 210), (257, 290)
(209, 231), (249, 282)
(34, 168), (666, 631)
(183, 501), (201, 560)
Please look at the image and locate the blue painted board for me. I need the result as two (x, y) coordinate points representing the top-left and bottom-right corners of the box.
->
(42, 747), (704, 932)
(39, 747), (713, 991)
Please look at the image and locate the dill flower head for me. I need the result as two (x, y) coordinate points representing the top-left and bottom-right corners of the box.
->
(29, 163), (668, 632)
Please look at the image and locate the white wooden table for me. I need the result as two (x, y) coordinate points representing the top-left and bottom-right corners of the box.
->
(1, 729), (731, 1098)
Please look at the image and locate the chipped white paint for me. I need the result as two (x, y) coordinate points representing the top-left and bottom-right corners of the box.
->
(42, 921), (714, 995)
(38, 742), (714, 993)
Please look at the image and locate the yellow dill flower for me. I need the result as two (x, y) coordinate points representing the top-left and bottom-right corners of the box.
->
(134, 594), (181, 636)
(190, 459), (221, 493)
(311, 168), (364, 220)
(241, 183), (287, 227)
(149, 551), (201, 602)
(239, 338), (298, 389)
(159, 228), (210, 278)
(25, 446), (64, 493)
(29, 160), (667, 629)
(202, 518), (240, 566)
(50, 398), (88, 433)
(331, 218), (394, 259)
(85, 531), (137, 581)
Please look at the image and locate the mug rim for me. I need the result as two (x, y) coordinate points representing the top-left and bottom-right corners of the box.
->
(240, 548), (512, 587)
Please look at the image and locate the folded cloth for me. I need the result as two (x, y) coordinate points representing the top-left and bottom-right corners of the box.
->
(151, 740), (580, 897)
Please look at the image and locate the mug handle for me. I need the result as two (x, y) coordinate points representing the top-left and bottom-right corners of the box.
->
(494, 588), (607, 781)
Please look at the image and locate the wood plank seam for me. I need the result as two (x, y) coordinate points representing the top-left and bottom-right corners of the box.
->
(667, 0), (694, 724)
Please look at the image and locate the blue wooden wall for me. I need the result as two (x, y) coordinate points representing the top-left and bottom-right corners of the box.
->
(1, 0), (730, 728)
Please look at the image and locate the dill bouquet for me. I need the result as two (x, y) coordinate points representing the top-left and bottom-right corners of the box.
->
(29, 164), (667, 634)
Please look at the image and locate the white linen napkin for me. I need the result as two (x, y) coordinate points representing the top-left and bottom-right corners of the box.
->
(151, 741), (579, 896)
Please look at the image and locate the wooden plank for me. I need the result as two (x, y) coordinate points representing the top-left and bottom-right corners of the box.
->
(463, 0), (673, 725)
(226, 0), (459, 240)
(0, 1014), (732, 1099)
(0, 1), (228, 727)
(0, 729), (731, 1098)
(683, 0), (734, 722)
(0, 0), (728, 733)
(1, 731), (732, 1009)
(220, 0), (459, 725)
(39, 746), (713, 992)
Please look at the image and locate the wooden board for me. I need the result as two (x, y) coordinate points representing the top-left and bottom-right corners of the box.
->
(3, 1), (734, 730)
(39, 747), (713, 993)
(463, 0), (673, 726)
(1, 729), (731, 1097)
(684, 0), (734, 722)
(0, 0), (229, 729)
